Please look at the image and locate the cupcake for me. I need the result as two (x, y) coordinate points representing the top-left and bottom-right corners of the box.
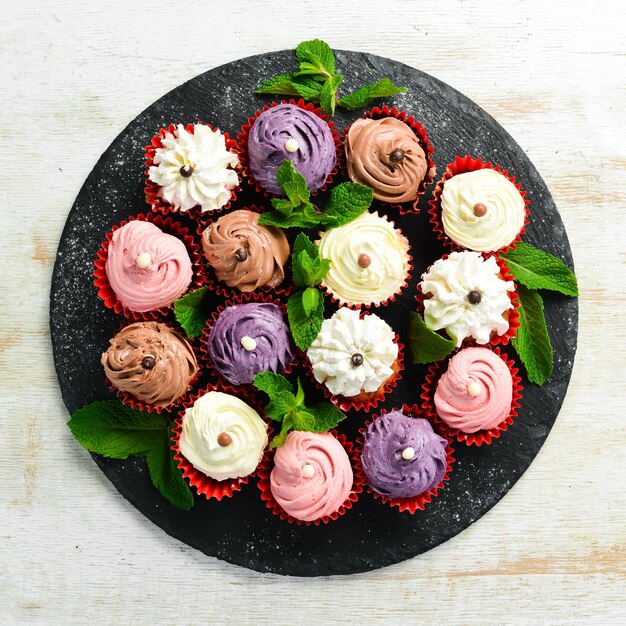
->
(146, 123), (239, 213)
(205, 301), (293, 385)
(269, 431), (353, 523)
(102, 321), (198, 409)
(316, 211), (411, 307)
(103, 219), (193, 313)
(244, 102), (336, 195)
(307, 308), (400, 407)
(360, 410), (449, 507)
(419, 251), (516, 346)
(200, 209), (290, 292)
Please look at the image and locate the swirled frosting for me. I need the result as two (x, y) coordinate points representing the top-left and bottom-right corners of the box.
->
(101, 321), (198, 407)
(105, 220), (193, 312)
(247, 104), (336, 195)
(316, 212), (409, 306)
(179, 391), (268, 481)
(148, 123), (239, 212)
(420, 251), (514, 346)
(201, 210), (290, 291)
(270, 431), (353, 522)
(207, 303), (292, 385)
(361, 411), (447, 498)
(345, 117), (428, 203)
(434, 347), (513, 433)
(307, 308), (398, 397)
(441, 169), (526, 252)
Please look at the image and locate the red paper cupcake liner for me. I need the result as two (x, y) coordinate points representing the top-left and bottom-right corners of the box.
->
(103, 319), (202, 415)
(198, 291), (301, 388)
(428, 154), (531, 256)
(172, 383), (272, 501)
(144, 122), (240, 219)
(356, 404), (455, 513)
(338, 105), (436, 215)
(416, 253), (520, 347)
(256, 431), (365, 526)
(236, 98), (340, 198)
(318, 211), (413, 310)
(195, 204), (293, 298)
(420, 346), (523, 447)
(93, 212), (206, 321)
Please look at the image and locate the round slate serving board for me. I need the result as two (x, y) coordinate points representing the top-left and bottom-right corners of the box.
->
(50, 50), (578, 577)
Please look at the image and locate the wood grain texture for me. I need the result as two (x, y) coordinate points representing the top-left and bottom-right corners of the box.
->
(0, 0), (624, 624)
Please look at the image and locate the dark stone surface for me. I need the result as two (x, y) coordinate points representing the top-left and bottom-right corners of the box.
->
(50, 50), (578, 577)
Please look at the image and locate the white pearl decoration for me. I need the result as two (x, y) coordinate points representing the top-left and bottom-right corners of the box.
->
(240, 336), (257, 351)
(285, 138), (299, 153)
(136, 252), (152, 269)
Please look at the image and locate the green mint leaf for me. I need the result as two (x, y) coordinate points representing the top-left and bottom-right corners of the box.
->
(256, 72), (300, 96)
(146, 425), (194, 510)
(275, 159), (310, 202)
(323, 182), (373, 227)
(68, 400), (166, 458)
(338, 78), (407, 111)
(287, 290), (324, 351)
(307, 402), (346, 432)
(302, 286), (321, 317)
(258, 211), (319, 229)
(501, 242), (578, 297)
(253, 371), (294, 397)
(511, 285), (553, 385)
(295, 39), (335, 76)
(270, 197), (295, 217)
(265, 390), (299, 423)
(270, 416), (294, 449)
(293, 232), (320, 260)
(407, 311), (456, 364)
(319, 74), (343, 116)
(295, 378), (306, 407)
(291, 75), (324, 101)
(173, 287), (210, 338)
(282, 180), (310, 207)
(292, 409), (316, 431)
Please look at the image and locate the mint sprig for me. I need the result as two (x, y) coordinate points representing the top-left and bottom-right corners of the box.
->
(68, 400), (193, 510)
(256, 39), (406, 116)
(173, 287), (210, 338)
(253, 372), (346, 448)
(406, 311), (456, 364)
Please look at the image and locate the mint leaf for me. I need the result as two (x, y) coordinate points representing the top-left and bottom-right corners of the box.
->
(275, 159), (308, 196)
(266, 390), (299, 423)
(146, 425), (194, 510)
(308, 403), (346, 431)
(302, 286), (321, 317)
(501, 242), (578, 297)
(319, 74), (343, 116)
(291, 234), (330, 288)
(407, 311), (456, 364)
(292, 409), (316, 431)
(256, 72), (300, 96)
(173, 287), (210, 338)
(258, 211), (318, 229)
(287, 290), (324, 351)
(293, 232), (319, 261)
(323, 182), (373, 227)
(295, 39), (335, 76)
(295, 378), (305, 406)
(68, 400), (166, 458)
(270, 417), (293, 449)
(338, 78), (406, 111)
(283, 180), (310, 207)
(253, 371), (294, 396)
(291, 75), (324, 101)
(511, 285), (553, 385)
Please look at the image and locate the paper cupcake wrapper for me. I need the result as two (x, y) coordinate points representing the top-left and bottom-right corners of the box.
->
(318, 211), (413, 310)
(94, 212), (206, 321)
(428, 154), (531, 256)
(172, 383), (271, 501)
(103, 319), (202, 415)
(338, 105), (436, 215)
(236, 98), (340, 198)
(144, 122), (240, 219)
(256, 431), (365, 526)
(420, 346), (523, 447)
(195, 204), (293, 298)
(416, 253), (520, 347)
(356, 404), (455, 513)
(198, 290), (301, 388)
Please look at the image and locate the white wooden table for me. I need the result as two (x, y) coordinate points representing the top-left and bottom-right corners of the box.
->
(2, 1), (624, 623)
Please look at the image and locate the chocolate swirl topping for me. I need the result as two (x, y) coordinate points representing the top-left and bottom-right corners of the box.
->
(201, 210), (290, 291)
(345, 117), (428, 204)
(101, 321), (198, 407)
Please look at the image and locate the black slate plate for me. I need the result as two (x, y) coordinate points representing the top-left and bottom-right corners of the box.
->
(50, 50), (578, 577)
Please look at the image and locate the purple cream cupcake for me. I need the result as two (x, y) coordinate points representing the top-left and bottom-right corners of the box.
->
(204, 300), (293, 385)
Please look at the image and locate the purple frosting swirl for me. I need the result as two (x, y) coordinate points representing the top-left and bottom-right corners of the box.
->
(361, 411), (448, 499)
(247, 104), (336, 195)
(207, 302), (292, 385)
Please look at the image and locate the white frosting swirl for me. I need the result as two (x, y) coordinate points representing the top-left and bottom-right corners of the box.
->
(441, 169), (526, 252)
(420, 251), (514, 347)
(307, 308), (398, 397)
(148, 124), (239, 213)
(316, 212), (409, 305)
(179, 391), (268, 481)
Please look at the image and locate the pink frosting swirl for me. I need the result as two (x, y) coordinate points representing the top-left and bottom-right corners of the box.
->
(270, 431), (353, 522)
(105, 220), (193, 312)
(434, 347), (513, 433)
